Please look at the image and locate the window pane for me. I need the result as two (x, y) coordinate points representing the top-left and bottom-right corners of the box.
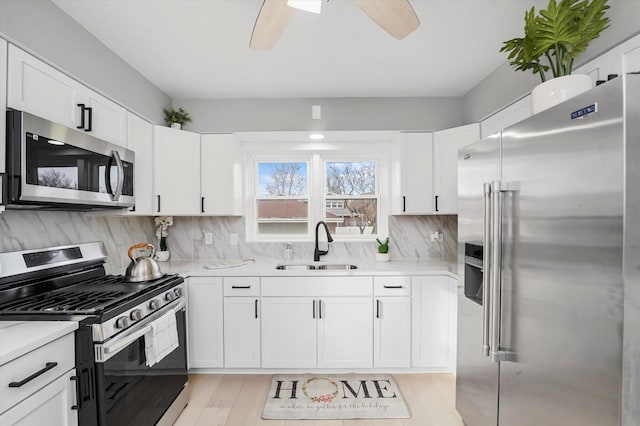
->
(326, 199), (377, 235)
(257, 199), (308, 235)
(326, 162), (375, 196)
(258, 162), (307, 196)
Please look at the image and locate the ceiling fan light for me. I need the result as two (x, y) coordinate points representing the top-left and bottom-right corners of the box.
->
(287, 0), (322, 14)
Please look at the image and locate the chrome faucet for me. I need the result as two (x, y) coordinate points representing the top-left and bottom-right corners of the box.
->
(314, 221), (334, 261)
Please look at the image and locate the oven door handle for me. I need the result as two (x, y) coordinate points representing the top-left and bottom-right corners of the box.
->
(95, 298), (185, 363)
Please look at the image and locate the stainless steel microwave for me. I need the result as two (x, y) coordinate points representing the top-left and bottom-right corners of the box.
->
(4, 110), (135, 209)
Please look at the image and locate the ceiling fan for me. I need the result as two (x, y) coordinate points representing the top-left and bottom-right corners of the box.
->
(250, 0), (420, 49)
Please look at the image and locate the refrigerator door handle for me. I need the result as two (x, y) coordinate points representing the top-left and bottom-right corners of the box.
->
(482, 182), (492, 357)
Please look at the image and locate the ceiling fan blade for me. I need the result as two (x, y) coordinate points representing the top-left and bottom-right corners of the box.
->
(250, 0), (294, 49)
(354, 0), (420, 40)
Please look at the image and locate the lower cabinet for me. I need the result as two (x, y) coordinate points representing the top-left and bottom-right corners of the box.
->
(223, 297), (261, 368)
(374, 296), (411, 368)
(187, 277), (224, 369)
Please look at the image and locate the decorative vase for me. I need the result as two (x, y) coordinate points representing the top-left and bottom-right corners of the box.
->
(155, 250), (171, 262)
(531, 74), (592, 114)
(375, 252), (390, 262)
(170, 122), (182, 130)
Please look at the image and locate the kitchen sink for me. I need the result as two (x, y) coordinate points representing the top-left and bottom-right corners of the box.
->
(275, 263), (358, 271)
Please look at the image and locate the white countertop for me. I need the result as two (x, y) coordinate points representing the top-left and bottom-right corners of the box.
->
(0, 321), (78, 365)
(157, 258), (457, 278)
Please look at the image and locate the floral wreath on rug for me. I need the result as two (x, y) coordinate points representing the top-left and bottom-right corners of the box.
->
(301, 377), (339, 403)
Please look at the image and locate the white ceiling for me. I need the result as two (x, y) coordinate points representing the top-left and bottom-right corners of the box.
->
(52, 0), (548, 100)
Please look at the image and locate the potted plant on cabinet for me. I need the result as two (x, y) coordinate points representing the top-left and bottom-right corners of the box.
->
(163, 107), (192, 129)
(500, 0), (610, 113)
(154, 216), (174, 261)
(375, 237), (391, 262)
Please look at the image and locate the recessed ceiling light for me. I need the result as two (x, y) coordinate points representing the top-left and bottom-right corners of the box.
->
(48, 139), (65, 146)
(309, 133), (325, 140)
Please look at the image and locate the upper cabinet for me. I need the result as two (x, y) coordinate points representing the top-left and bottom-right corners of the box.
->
(153, 126), (201, 215)
(7, 45), (127, 147)
(391, 132), (434, 214)
(127, 112), (154, 215)
(622, 33), (640, 74)
(480, 96), (532, 139)
(573, 45), (623, 87)
(433, 123), (480, 214)
(201, 134), (243, 215)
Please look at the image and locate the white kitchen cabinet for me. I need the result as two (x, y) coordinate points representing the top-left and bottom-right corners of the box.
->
(433, 123), (480, 214)
(201, 134), (243, 215)
(317, 297), (373, 368)
(187, 277), (224, 369)
(480, 96), (532, 139)
(261, 297), (317, 368)
(391, 132), (434, 214)
(373, 276), (411, 368)
(224, 297), (261, 368)
(412, 275), (455, 369)
(574, 45), (624, 87)
(154, 126), (201, 215)
(622, 33), (640, 74)
(125, 112), (154, 215)
(0, 368), (78, 426)
(1, 38), (7, 177)
(7, 45), (127, 147)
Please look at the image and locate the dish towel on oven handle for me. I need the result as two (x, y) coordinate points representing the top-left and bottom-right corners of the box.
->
(144, 308), (179, 367)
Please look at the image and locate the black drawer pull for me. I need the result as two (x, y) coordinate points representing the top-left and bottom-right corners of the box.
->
(383, 285), (404, 289)
(231, 285), (251, 289)
(9, 362), (58, 388)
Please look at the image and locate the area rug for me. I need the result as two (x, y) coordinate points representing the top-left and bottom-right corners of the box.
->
(261, 374), (410, 420)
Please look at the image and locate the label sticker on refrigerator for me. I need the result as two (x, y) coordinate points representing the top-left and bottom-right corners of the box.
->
(571, 103), (598, 119)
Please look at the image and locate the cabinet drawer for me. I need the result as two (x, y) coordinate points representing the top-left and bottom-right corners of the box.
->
(0, 333), (74, 413)
(374, 276), (411, 296)
(224, 277), (260, 296)
(261, 276), (373, 297)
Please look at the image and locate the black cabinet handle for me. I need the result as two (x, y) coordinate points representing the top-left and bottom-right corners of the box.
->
(9, 362), (58, 388)
(376, 299), (381, 318)
(255, 299), (258, 319)
(402, 196), (406, 212)
(85, 107), (93, 132)
(319, 299), (323, 319)
(201, 196), (205, 213)
(383, 285), (404, 289)
(157, 195), (161, 213)
(312, 300), (316, 319)
(76, 104), (86, 129)
(231, 285), (251, 289)
(435, 195), (439, 212)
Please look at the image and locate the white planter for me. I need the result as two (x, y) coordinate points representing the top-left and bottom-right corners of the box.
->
(531, 74), (592, 114)
(170, 122), (182, 130)
(375, 252), (390, 262)
(155, 250), (171, 262)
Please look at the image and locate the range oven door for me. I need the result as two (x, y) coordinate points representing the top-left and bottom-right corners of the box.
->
(94, 302), (187, 426)
(5, 110), (135, 208)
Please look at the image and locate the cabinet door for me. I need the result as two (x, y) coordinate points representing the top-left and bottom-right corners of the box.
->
(0, 368), (78, 426)
(392, 132), (434, 214)
(224, 297), (261, 368)
(412, 276), (452, 368)
(1, 39), (7, 175)
(623, 33), (640, 73)
(154, 126), (201, 215)
(82, 88), (127, 147)
(126, 113), (153, 215)
(201, 134), (243, 215)
(317, 297), (373, 368)
(374, 297), (411, 368)
(433, 123), (480, 214)
(7, 45), (82, 130)
(261, 297), (317, 368)
(187, 277), (223, 368)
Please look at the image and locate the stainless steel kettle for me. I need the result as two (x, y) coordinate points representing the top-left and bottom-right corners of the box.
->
(124, 243), (164, 282)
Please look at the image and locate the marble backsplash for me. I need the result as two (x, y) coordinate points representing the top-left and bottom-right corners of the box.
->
(0, 211), (457, 273)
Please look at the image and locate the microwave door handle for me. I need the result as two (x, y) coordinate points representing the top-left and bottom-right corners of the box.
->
(105, 155), (114, 198)
(111, 151), (124, 201)
(482, 182), (492, 357)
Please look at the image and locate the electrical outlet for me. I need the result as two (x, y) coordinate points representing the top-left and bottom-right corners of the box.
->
(430, 230), (443, 242)
(204, 232), (213, 245)
(230, 233), (238, 246)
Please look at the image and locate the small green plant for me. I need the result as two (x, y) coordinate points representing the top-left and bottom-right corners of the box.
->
(163, 107), (192, 126)
(500, 0), (610, 82)
(376, 237), (389, 254)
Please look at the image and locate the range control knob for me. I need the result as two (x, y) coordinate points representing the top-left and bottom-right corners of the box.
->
(165, 291), (177, 302)
(115, 316), (129, 329)
(174, 287), (184, 297)
(130, 309), (143, 321)
(148, 299), (161, 310)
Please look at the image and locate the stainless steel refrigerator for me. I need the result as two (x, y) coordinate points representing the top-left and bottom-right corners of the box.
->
(456, 73), (640, 426)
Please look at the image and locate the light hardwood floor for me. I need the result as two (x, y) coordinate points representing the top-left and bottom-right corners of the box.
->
(174, 374), (463, 426)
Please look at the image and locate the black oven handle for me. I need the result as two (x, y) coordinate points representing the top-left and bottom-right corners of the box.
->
(94, 298), (185, 363)
(105, 151), (125, 202)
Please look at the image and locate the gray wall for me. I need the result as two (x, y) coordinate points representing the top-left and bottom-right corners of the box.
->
(0, 0), (171, 123)
(462, 0), (640, 123)
(175, 97), (464, 133)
